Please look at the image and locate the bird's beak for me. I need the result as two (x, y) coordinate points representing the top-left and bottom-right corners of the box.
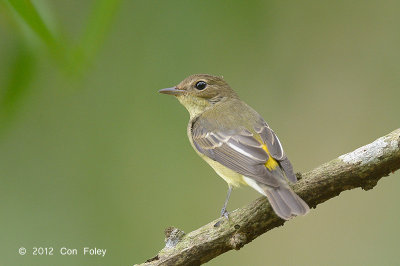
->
(158, 87), (183, 96)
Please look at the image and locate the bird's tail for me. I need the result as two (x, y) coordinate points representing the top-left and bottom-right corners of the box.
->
(243, 176), (309, 220)
(262, 185), (309, 220)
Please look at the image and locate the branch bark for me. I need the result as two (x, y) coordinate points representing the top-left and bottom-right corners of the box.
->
(138, 129), (400, 266)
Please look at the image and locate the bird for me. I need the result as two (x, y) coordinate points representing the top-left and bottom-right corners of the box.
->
(159, 74), (309, 221)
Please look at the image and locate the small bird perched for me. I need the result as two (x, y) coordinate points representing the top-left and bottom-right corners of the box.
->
(159, 74), (309, 221)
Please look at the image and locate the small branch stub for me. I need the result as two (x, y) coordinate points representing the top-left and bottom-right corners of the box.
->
(164, 227), (185, 249)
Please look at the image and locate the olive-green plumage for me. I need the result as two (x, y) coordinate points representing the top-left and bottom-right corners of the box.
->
(159, 74), (309, 220)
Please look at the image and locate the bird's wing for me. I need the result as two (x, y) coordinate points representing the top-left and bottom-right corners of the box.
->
(254, 121), (297, 183)
(254, 121), (285, 160)
(191, 120), (281, 187)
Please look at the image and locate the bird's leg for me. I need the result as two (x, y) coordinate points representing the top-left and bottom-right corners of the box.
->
(214, 185), (233, 227)
(220, 185), (232, 219)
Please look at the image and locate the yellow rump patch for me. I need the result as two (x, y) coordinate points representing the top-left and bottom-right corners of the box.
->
(262, 144), (279, 170)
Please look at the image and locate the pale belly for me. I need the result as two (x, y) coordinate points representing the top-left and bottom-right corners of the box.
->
(201, 155), (247, 187)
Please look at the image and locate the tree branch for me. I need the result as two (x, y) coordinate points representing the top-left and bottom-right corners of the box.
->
(138, 129), (400, 266)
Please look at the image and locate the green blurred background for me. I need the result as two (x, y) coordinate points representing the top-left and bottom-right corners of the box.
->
(1, 0), (399, 265)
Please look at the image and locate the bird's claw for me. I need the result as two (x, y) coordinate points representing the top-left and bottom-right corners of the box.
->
(221, 209), (229, 220)
(214, 208), (229, 227)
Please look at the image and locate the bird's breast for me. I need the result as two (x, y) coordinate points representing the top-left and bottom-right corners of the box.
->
(199, 154), (247, 187)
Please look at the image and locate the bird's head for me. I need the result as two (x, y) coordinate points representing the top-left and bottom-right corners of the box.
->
(159, 74), (238, 117)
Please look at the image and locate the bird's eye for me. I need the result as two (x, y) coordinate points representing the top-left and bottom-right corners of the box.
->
(195, 81), (207, 90)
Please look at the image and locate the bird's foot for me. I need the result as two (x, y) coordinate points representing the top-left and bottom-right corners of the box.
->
(214, 208), (229, 227)
(221, 208), (229, 220)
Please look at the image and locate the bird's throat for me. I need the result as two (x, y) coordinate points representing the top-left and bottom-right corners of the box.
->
(177, 95), (212, 119)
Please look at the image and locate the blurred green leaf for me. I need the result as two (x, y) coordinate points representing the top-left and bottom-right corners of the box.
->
(70, 0), (122, 74)
(0, 43), (36, 134)
(2, 0), (68, 70)
(0, 0), (122, 137)
(4, 0), (57, 48)
(2, 0), (121, 76)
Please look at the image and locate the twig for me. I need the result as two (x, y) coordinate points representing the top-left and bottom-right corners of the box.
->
(137, 129), (400, 266)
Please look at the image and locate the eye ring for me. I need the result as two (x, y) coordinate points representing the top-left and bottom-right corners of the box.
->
(195, 81), (207, 90)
